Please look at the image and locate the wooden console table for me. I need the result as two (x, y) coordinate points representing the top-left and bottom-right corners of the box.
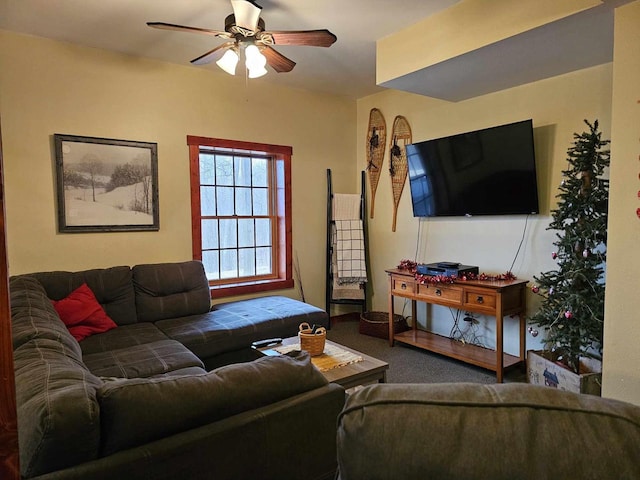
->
(386, 269), (528, 382)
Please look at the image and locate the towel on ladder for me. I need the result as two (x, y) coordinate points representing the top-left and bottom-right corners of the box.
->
(333, 193), (361, 220)
(331, 237), (364, 299)
(335, 219), (367, 284)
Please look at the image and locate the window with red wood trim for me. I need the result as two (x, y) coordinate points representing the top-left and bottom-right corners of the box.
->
(187, 136), (293, 297)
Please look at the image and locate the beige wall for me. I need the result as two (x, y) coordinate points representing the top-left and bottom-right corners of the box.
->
(357, 64), (613, 361)
(0, 30), (356, 309)
(603, 1), (640, 404)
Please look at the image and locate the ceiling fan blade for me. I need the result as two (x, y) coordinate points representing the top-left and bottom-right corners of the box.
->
(231, 0), (262, 31)
(262, 46), (296, 73)
(266, 30), (337, 47)
(147, 22), (229, 38)
(191, 41), (235, 65)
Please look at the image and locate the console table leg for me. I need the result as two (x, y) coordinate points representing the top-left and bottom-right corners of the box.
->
(496, 298), (504, 383)
(519, 311), (526, 362)
(388, 276), (395, 347)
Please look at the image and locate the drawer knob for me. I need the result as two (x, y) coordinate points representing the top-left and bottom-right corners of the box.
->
(476, 295), (484, 304)
(435, 289), (442, 296)
(401, 283), (407, 290)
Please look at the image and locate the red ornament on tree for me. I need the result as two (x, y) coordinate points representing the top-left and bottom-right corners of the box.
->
(552, 252), (558, 260)
(564, 310), (573, 319)
(531, 285), (540, 294)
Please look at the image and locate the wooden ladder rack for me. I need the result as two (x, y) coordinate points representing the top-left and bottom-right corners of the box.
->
(325, 169), (368, 321)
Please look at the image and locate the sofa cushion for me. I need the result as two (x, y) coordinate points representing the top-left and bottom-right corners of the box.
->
(337, 383), (640, 480)
(79, 322), (169, 355)
(83, 339), (205, 378)
(24, 266), (138, 325)
(9, 276), (82, 359)
(52, 283), (118, 341)
(13, 338), (103, 478)
(132, 260), (211, 322)
(98, 351), (328, 456)
(156, 296), (328, 358)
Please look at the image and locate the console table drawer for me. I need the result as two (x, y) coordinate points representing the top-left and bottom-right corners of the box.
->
(463, 290), (497, 311)
(392, 277), (415, 295)
(417, 283), (462, 304)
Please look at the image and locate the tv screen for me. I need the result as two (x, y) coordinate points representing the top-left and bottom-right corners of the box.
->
(406, 119), (539, 217)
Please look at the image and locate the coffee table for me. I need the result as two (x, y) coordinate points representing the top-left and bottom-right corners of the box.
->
(257, 337), (388, 389)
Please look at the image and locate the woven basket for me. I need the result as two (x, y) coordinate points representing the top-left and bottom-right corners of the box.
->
(298, 322), (326, 356)
(359, 311), (409, 340)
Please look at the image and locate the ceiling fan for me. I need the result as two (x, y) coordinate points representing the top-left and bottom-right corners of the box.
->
(147, 0), (337, 78)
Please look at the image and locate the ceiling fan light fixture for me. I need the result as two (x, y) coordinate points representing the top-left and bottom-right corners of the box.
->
(216, 48), (239, 75)
(245, 44), (267, 78)
(247, 65), (268, 78)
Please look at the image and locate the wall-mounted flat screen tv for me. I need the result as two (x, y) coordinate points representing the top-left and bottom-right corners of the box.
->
(406, 119), (539, 217)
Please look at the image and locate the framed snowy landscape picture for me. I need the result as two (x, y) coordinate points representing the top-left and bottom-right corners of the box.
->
(54, 134), (159, 232)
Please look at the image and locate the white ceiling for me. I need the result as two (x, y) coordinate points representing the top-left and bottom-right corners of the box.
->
(0, 0), (627, 100)
(0, 0), (459, 99)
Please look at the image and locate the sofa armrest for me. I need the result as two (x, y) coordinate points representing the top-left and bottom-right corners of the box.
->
(32, 383), (345, 480)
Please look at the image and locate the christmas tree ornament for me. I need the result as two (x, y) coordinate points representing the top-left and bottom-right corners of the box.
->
(564, 310), (573, 319)
(531, 285), (540, 294)
(531, 329), (539, 337)
(582, 248), (590, 258)
(551, 252), (558, 260)
(549, 287), (554, 295)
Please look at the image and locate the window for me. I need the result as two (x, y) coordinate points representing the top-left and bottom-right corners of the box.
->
(187, 136), (293, 297)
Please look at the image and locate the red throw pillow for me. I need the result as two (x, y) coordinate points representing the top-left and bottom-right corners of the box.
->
(51, 283), (117, 341)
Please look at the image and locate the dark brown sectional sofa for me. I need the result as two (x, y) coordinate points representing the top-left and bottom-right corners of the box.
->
(10, 260), (344, 480)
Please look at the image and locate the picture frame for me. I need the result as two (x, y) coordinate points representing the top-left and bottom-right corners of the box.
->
(54, 134), (159, 233)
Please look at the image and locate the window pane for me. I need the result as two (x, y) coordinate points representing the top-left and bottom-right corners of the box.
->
(216, 187), (234, 216)
(238, 218), (255, 248)
(252, 158), (268, 187)
(202, 250), (219, 280)
(216, 155), (234, 186)
(220, 250), (238, 279)
(253, 187), (268, 216)
(199, 154), (215, 184)
(255, 218), (271, 246)
(235, 187), (252, 216)
(201, 219), (219, 249)
(201, 186), (216, 216)
(256, 247), (272, 275)
(235, 157), (252, 187)
(219, 219), (237, 248)
(239, 248), (256, 277)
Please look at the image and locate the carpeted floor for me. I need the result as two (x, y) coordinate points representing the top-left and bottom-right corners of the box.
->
(327, 317), (527, 385)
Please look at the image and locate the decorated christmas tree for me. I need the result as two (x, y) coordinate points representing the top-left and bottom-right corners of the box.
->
(529, 120), (610, 374)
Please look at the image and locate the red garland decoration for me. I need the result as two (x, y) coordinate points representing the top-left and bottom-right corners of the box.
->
(397, 259), (516, 284)
(397, 259), (417, 271)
